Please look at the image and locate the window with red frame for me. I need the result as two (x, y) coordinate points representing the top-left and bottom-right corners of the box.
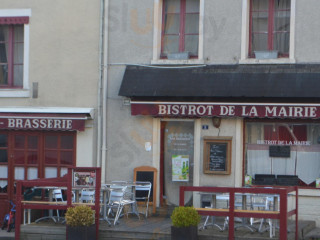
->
(249, 0), (291, 58)
(0, 24), (24, 88)
(161, 0), (199, 58)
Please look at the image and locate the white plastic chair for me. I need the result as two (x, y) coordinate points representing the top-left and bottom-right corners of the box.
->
(134, 181), (152, 218)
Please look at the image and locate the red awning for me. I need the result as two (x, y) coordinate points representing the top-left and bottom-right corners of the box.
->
(131, 101), (320, 119)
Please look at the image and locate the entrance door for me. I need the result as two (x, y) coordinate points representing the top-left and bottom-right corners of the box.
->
(160, 121), (194, 206)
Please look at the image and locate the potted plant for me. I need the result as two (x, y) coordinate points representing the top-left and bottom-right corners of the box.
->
(171, 206), (201, 240)
(65, 205), (96, 240)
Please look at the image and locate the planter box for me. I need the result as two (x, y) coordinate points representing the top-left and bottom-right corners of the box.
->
(167, 52), (190, 60)
(171, 226), (198, 240)
(254, 50), (278, 59)
(67, 225), (96, 240)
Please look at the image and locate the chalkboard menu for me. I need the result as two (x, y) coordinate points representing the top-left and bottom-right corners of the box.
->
(269, 145), (291, 158)
(203, 138), (232, 174)
(209, 143), (227, 171)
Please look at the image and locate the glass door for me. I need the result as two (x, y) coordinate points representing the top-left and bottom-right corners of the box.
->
(162, 121), (194, 206)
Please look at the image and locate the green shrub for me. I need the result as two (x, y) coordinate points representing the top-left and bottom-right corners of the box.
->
(171, 206), (201, 227)
(65, 205), (95, 227)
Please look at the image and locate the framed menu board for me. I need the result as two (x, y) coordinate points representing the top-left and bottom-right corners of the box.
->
(203, 137), (232, 174)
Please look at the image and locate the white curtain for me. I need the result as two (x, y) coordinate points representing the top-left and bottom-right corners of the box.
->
(27, 167), (38, 180)
(45, 167), (57, 178)
(15, 167), (24, 180)
(273, 0), (290, 55)
(0, 25), (8, 85)
(13, 25), (24, 87)
(247, 144), (320, 184)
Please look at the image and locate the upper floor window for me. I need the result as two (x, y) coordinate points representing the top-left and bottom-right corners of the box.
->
(249, 0), (291, 58)
(0, 17), (28, 89)
(161, 0), (199, 59)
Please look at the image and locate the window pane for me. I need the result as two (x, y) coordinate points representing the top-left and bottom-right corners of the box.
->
(252, 0), (269, 11)
(0, 180), (7, 193)
(14, 42), (24, 64)
(45, 167), (57, 178)
(28, 136), (38, 149)
(0, 134), (7, 147)
(0, 150), (7, 163)
(45, 135), (58, 149)
(0, 65), (8, 85)
(274, 32), (290, 54)
(252, 33), (268, 51)
(164, 0), (180, 13)
(0, 166), (8, 178)
(252, 12), (268, 32)
(0, 26), (8, 85)
(61, 167), (68, 177)
(27, 167), (38, 180)
(164, 14), (180, 34)
(14, 151), (25, 164)
(274, 0), (291, 10)
(15, 167), (24, 180)
(246, 122), (320, 186)
(14, 135), (25, 149)
(61, 135), (74, 149)
(27, 151), (38, 164)
(61, 151), (73, 165)
(186, 0), (199, 12)
(45, 151), (58, 164)
(185, 35), (198, 55)
(14, 25), (24, 42)
(13, 65), (23, 87)
(185, 13), (199, 34)
(274, 11), (290, 32)
(163, 36), (179, 54)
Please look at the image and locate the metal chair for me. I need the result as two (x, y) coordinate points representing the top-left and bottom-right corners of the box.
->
(79, 189), (95, 203)
(105, 185), (136, 225)
(52, 188), (66, 222)
(134, 181), (152, 218)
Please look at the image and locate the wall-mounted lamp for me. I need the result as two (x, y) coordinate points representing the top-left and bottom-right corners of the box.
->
(212, 117), (221, 128)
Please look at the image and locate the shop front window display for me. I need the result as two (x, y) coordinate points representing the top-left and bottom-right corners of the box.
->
(245, 121), (320, 187)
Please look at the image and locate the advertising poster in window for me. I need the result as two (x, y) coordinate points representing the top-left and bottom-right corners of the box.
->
(73, 171), (96, 188)
(172, 155), (189, 182)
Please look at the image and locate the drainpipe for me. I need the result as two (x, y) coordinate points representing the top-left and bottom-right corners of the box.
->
(98, 0), (109, 183)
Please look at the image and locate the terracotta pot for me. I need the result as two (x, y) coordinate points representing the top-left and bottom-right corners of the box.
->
(67, 224), (96, 240)
(171, 225), (198, 240)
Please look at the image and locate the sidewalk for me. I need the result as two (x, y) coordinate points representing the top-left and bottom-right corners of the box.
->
(0, 229), (14, 240)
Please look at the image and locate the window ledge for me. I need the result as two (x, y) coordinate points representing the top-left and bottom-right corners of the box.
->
(151, 59), (205, 65)
(0, 89), (30, 98)
(239, 58), (296, 65)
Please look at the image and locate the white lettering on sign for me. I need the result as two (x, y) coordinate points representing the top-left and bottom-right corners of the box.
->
(158, 104), (216, 116)
(155, 104), (319, 118)
(6, 118), (73, 130)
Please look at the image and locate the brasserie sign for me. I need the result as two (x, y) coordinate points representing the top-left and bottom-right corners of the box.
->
(131, 102), (320, 119)
(0, 118), (85, 131)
